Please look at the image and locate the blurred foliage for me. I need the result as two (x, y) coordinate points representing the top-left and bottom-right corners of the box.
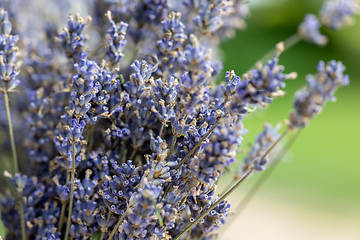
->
(220, 0), (360, 214)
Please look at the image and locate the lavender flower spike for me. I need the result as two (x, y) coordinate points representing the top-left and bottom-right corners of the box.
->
(319, 0), (360, 31)
(235, 123), (280, 179)
(59, 13), (92, 61)
(105, 11), (128, 65)
(289, 60), (349, 129)
(228, 43), (297, 115)
(68, 119), (86, 143)
(298, 14), (328, 46)
(0, 9), (19, 93)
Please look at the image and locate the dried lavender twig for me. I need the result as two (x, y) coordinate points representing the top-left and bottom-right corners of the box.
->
(235, 129), (302, 216)
(4, 86), (26, 240)
(64, 143), (76, 240)
(174, 170), (253, 240)
(108, 210), (128, 240)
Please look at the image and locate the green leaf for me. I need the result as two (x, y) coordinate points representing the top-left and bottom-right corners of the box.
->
(119, 74), (125, 84)
(90, 229), (101, 240)
(244, 106), (257, 112)
(152, 200), (164, 226)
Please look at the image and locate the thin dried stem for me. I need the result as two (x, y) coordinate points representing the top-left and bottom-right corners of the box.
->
(58, 172), (70, 232)
(160, 115), (223, 201)
(4, 91), (18, 174)
(101, 212), (112, 240)
(58, 201), (67, 233)
(248, 33), (301, 71)
(108, 210), (128, 240)
(64, 143), (77, 240)
(185, 230), (191, 240)
(235, 128), (301, 215)
(3, 89), (26, 240)
(159, 122), (165, 138)
(18, 198), (26, 240)
(161, 115), (224, 201)
(175, 115), (223, 170)
(130, 149), (137, 160)
(260, 127), (289, 163)
(173, 170), (253, 240)
(221, 129), (301, 233)
(221, 177), (235, 196)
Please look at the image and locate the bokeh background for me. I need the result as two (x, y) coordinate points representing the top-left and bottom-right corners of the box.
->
(0, 0), (359, 239)
(218, 0), (360, 239)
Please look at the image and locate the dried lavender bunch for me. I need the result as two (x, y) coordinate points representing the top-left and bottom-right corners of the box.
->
(0, 1), (354, 240)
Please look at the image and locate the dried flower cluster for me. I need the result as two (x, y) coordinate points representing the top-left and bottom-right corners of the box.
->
(0, 0), (355, 240)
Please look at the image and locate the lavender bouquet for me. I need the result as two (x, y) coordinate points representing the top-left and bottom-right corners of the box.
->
(0, 0), (357, 240)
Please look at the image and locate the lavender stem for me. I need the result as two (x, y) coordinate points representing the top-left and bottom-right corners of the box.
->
(4, 88), (26, 240)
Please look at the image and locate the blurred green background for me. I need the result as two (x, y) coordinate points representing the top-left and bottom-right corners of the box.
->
(1, 0), (360, 238)
(219, 0), (360, 239)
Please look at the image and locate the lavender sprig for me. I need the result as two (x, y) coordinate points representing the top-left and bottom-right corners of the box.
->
(226, 60), (350, 230)
(0, 9), (26, 240)
(289, 60), (349, 129)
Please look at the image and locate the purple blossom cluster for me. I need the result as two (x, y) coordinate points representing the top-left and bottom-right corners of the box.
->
(289, 60), (349, 129)
(0, 1), (353, 240)
(235, 123), (280, 179)
(298, 0), (360, 46)
(0, 9), (19, 93)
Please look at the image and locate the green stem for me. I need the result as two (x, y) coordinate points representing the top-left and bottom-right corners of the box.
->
(4, 90), (18, 174)
(173, 170), (253, 240)
(221, 179), (234, 196)
(249, 33), (301, 70)
(64, 143), (76, 240)
(106, 211), (112, 223)
(152, 199), (163, 226)
(3, 89), (26, 240)
(18, 197), (26, 240)
(58, 172), (70, 232)
(108, 210), (128, 240)
(234, 129), (301, 216)
(58, 201), (67, 233)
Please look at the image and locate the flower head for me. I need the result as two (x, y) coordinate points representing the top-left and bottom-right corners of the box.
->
(298, 14), (328, 46)
(319, 0), (360, 30)
(289, 60), (349, 128)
